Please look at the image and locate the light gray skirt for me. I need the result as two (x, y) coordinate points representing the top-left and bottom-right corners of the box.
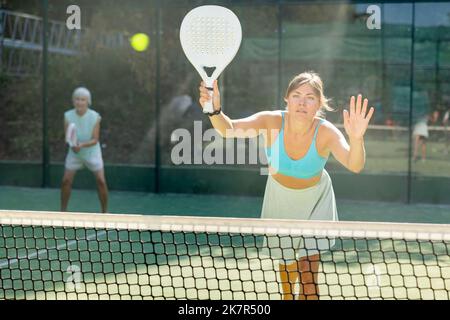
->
(260, 169), (339, 262)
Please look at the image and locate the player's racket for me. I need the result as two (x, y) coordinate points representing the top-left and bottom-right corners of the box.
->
(65, 123), (78, 147)
(180, 5), (242, 114)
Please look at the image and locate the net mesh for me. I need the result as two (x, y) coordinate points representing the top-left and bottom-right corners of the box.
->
(1, 210), (449, 300)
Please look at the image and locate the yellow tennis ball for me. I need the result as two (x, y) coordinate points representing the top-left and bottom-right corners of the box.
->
(130, 33), (150, 52)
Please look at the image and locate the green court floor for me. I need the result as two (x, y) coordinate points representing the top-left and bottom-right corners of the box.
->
(1, 186), (450, 224)
(1, 186), (450, 300)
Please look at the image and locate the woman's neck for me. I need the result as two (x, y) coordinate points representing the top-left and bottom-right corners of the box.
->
(76, 108), (88, 116)
(285, 113), (315, 136)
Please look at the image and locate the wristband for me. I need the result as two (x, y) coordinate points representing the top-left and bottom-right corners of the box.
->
(206, 107), (222, 117)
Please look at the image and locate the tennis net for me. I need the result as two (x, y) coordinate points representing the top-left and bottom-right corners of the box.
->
(1, 210), (449, 300)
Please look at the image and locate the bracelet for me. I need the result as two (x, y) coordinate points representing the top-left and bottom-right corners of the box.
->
(206, 107), (222, 117)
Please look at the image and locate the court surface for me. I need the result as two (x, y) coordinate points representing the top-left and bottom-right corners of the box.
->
(1, 186), (449, 300)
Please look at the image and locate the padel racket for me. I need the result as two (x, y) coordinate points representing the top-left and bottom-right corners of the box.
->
(180, 5), (242, 114)
(65, 123), (78, 147)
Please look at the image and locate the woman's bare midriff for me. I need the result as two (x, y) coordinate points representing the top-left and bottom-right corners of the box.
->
(269, 168), (322, 189)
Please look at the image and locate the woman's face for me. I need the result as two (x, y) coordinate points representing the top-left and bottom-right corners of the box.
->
(284, 83), (321, 120)
(73, 95), (89, 113)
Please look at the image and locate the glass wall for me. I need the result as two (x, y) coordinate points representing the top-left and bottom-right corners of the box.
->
(0, 2), (43, 163)
(46, 0), (157, 166)
(412, 2), (450, 176)
(159, 1), (279, 169)
(1, 1), (449, 202)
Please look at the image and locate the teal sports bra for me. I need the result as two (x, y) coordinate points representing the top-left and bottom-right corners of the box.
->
(265, 112), (329, 179)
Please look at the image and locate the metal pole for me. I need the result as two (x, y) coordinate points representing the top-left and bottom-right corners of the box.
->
(436, 38), (441, 109)
(154, 0), (161, 193)
(42, 0), (49, 187)
(0, 10), (4, 74)
(277, 0), (282, 108)
(407, 3), (416, 204)
(381, 4), (387, 120)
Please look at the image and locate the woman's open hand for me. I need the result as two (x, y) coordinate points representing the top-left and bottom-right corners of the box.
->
(343, 94), (375, 140)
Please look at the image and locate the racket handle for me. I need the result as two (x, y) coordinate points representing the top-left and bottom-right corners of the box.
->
(203, 87), (214, 114)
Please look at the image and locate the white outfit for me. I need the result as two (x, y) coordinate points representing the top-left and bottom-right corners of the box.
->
(64, 108), (103, 172)
(413, 116), (429, 138)
(65, 150), (104, 172)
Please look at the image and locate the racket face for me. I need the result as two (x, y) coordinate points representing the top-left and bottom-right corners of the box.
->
(180, 5), (242, 85)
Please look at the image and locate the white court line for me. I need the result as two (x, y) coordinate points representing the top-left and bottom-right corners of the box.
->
(0, 230), (107, 269)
